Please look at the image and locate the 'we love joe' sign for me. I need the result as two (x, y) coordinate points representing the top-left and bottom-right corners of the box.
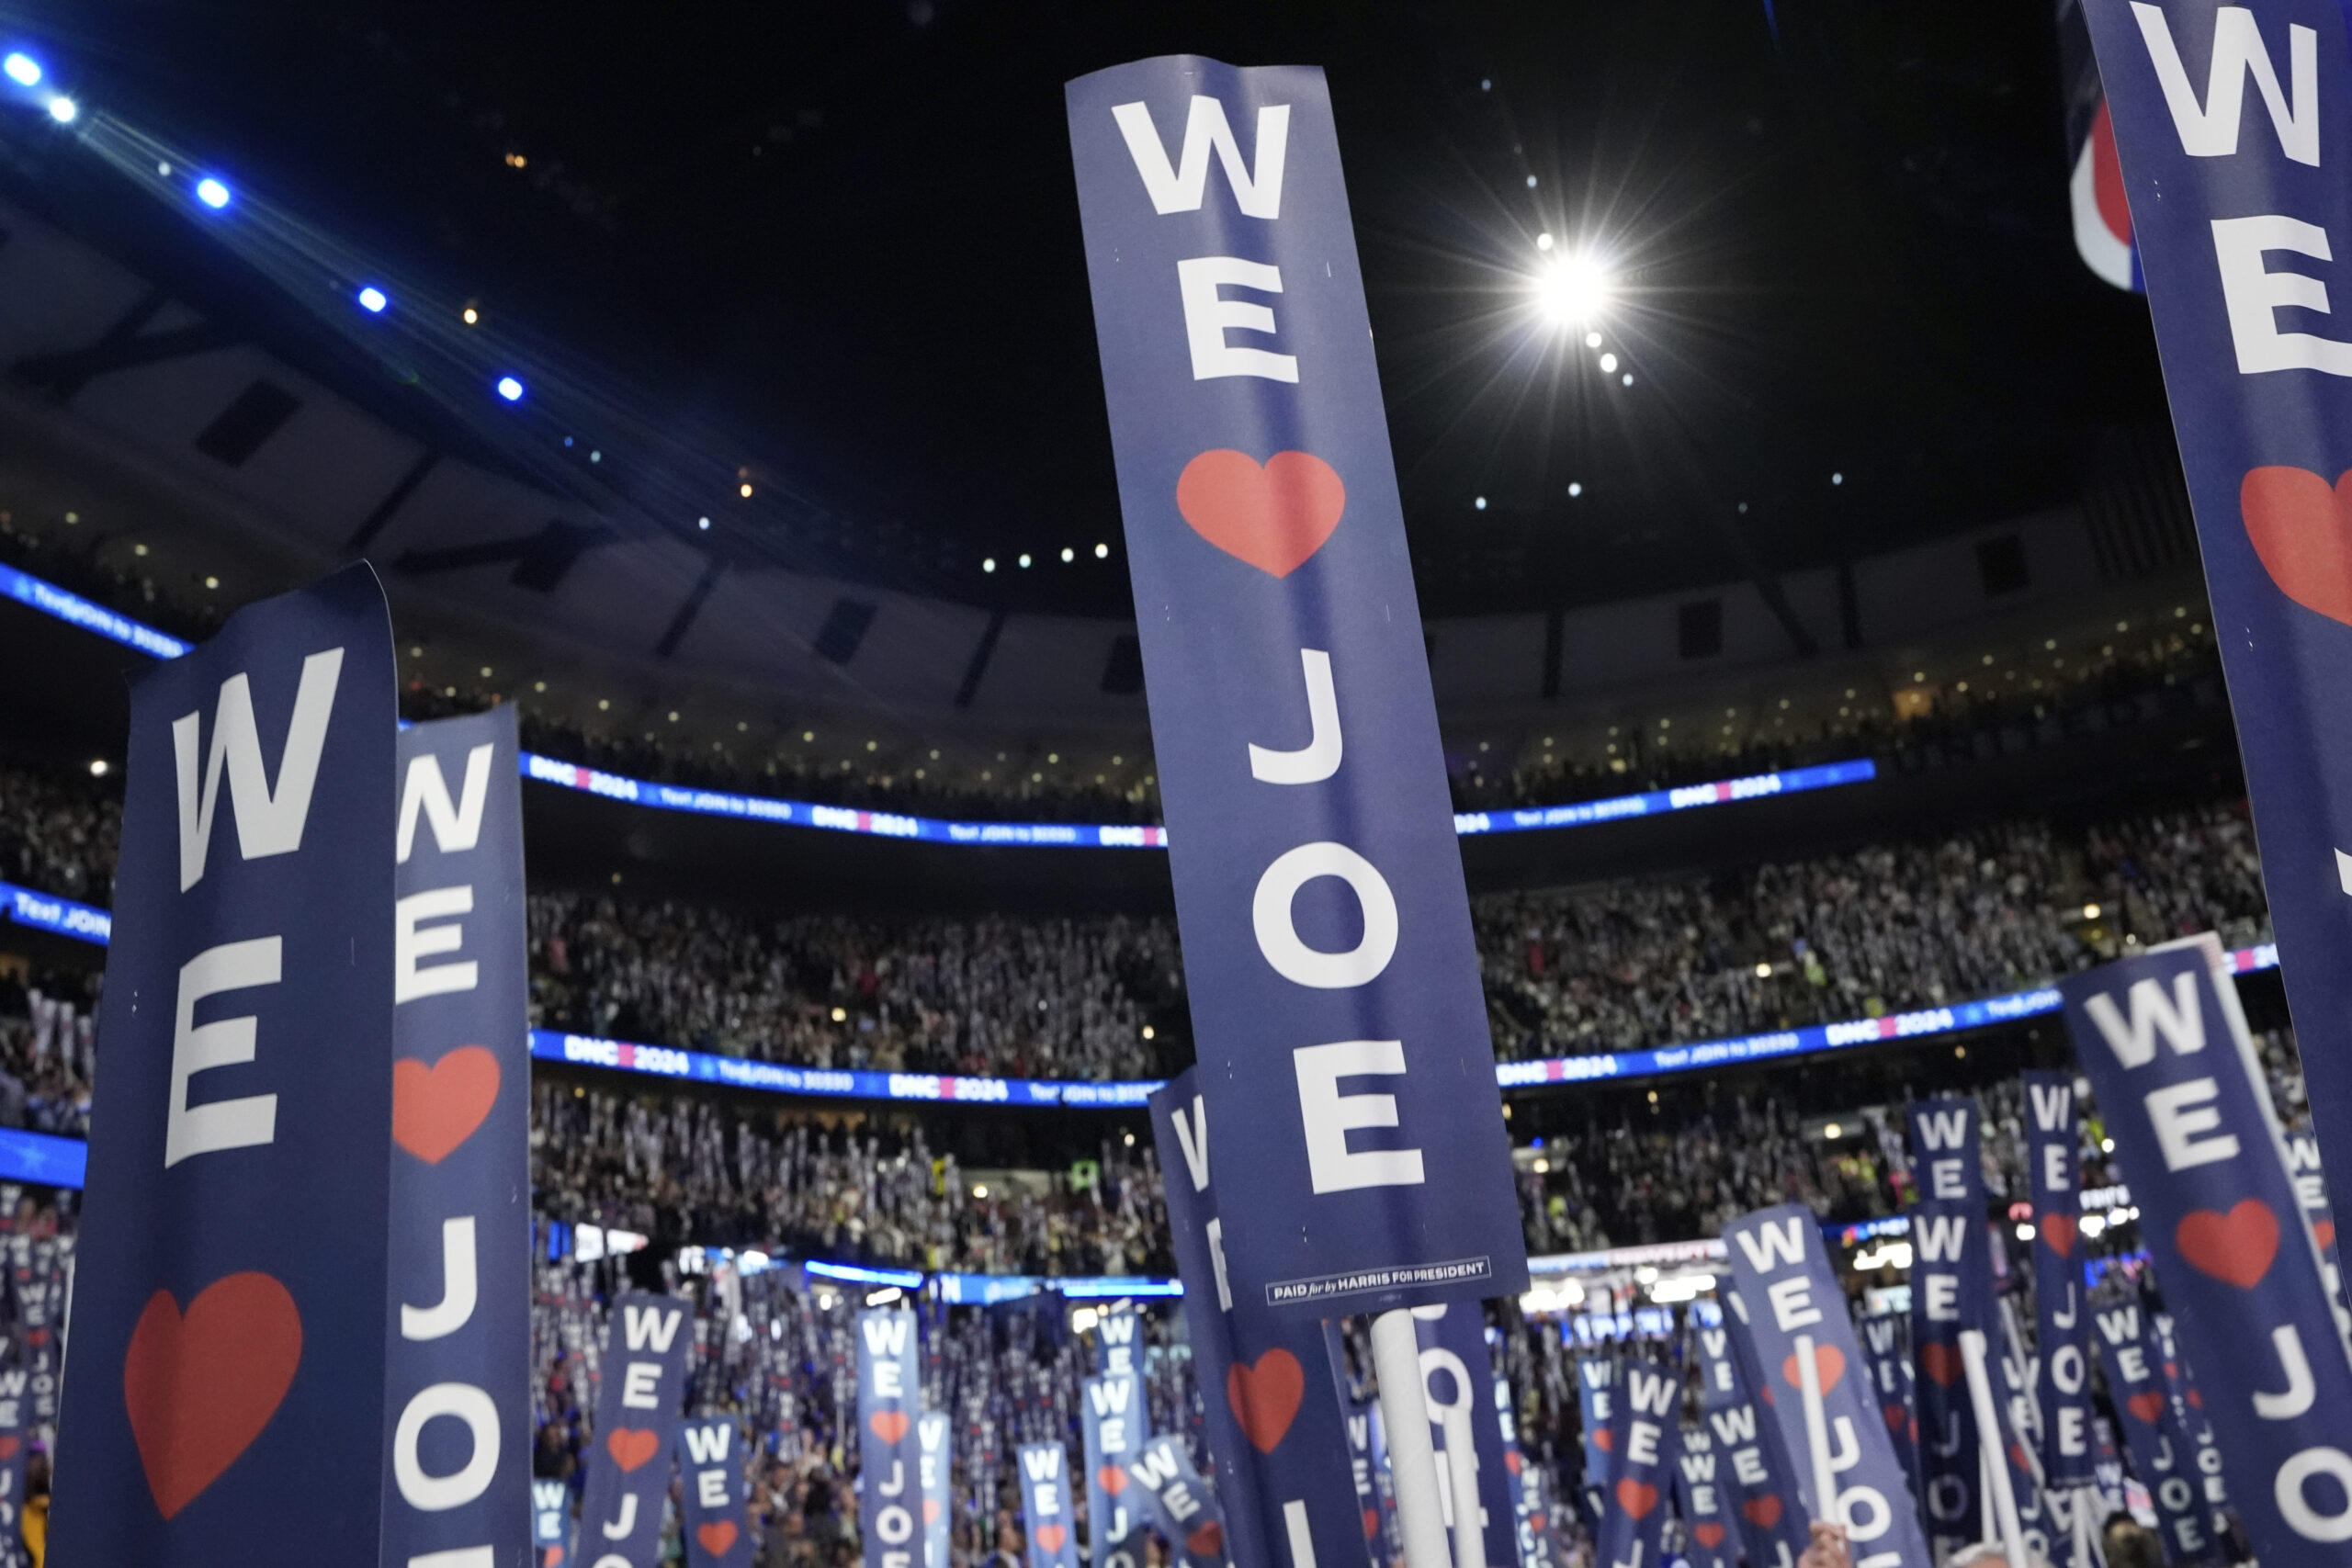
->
(1066, 56), (1524, 1316)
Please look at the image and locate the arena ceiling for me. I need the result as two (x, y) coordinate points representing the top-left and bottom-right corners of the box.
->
(0, 0), (2168, 622)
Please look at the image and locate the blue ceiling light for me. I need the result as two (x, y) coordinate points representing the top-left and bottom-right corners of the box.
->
(45, 96), (74, 124)
(356, 286), (388, 314)
(4, 54), (41, 88)
(195, 177), (231, 209)
(495, 376), (525, 401)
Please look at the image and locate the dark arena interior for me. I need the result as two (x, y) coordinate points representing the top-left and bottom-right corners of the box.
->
(0, 3), (2335, 1568)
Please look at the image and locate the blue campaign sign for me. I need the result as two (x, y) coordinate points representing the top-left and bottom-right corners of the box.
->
(1325, 1331), (1391, 1568)
(1125, 1434), (1228, 1568)
(1413, 1304), (1516, 1568)
(385, 707), (531, 1568)
(1081, 1370), (1151, 1568)
(1574, 1355), (1615, 1505)
(2022, 1071), (2098, 1486)
(2078, 0), (2352, 1245)
(1693, 1315), (1808, 1568)
(681, 1418), (752, 1566)
(1019, 1444), (1082, 1568)
(1147, 1070), (1368, 1568)
(533, 1476), (573, 1566)
(1674, 1423), (1737, 1568)
(0, 1333), (28, 1568)
(1492, 1372), (1550, 1568)
(1905, 1098), (1991, 1560)
(858, 1308), (926, 1568)
(50, 568), (398, 1566)
(2148, 1312), (2231, 1519)
(1854, 1314), (1917, 1501)
(577, 1292), (695, 1568)
(2063, 946), (2352, 1559)
(1590, 1358), (1680, 1568)
(1722, 1206), (1934, 1568)
(2089, 1299), (2212, 1563)
(1095, 1303), (1144, 1376)
(1066, 56), (1525, 1315)
(920, 1411), (954, 1568)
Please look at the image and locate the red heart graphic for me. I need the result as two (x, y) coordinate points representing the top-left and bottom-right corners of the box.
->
(1036, 1524), (1069, 1555)
(393, 1045), (502, 1164)
(1919, 1343), (1963, 1387)
(2187, 1387), (2203, 1409)
(1363, 1507), (1381, 1539)
(0, 1437), (18, 1461)
(1593, 1427), (1614, 1452)
(2177, 1199), (2280, 1288)
(1504, 1450), (1522, 1474)
(606, 1427), (662, 1472)
(25, 1329), (45, 1347)
(2041, 1213), (2078, 1259)
(2242, 466), (2352, 626)
(123, 1271), (303, 1519)
(925, 1499), (943, 1524)
(1694, 1523), (1727, 1550)
(1097, 1464), (1128, 1495)
(1175, 450), (1346, 579)
(2009, 1443), (2031, 1474)
(1186, 1521), (1224, 1557)
(544, 1549), (564, 1568)
(1780, 1344), (1845, 1395)
(2318, 1218), (2338, 1251)
(870, 1410), (911, 1445)
(698, 1520), (740, 1557)
(1883, 1404), (1905, 1433)
(1742, 1495), (1782, 1529)
(1227, 1348), (1305, 1453)
(1615, 1479), (1659, 1519)
(2126, 1391), (2165, 1424)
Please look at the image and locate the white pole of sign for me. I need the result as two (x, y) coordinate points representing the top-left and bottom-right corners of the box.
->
(1373, 1310), (1455, 1568)
(1960, 1330), (2028, 1568)
(1792, 1334), (1838, 1528)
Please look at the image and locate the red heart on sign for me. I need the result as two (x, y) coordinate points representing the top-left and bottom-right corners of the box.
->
(1187, 1521), (1224, 1558)
(1592, 1427), (1614, 1452)
(698, 1521), (740, 1557)
(393, 1045), (502, 1164)
(2318, 1218), (2338, 1251)
(1097, 1465), (1128, 1495)
(2177, 1199), (2280, 1288)
(870, 1410), (911, 1445)
(1227, 1348), (1305, 1453)
(1919, 1343), (1963, 1387)
(543, 1548), (563, 1568)
(1883, 1404), (1905, 1433)
(925, 1500), (942, 1525)
(24, 1330), (44, 1347)
(123, 1271), (303, 1519)
(1036, 1524), (1069, 1555)
(2241, 466), (2352, 626)
(1742, 1495), (1782, 1529)
(2041, 1213), (2078, 1258)
(1615, 1479), (1659, 1519)
(1175, 450), (1346, 579)
(1363, 1508), (1381, 1540)
(1780, 1344), (1845, 1395)
(2126, 1392), (2166, 1425)
(0, 1437), (17, 1461)
(2188, 1387), (2203, 1409)
(606, 1427), (661, 1472)
(1504, 1450), (1522, 1474)
(1694, 1523), (1727, 1550)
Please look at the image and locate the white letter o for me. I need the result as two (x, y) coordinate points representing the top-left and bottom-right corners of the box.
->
(394, 1381), (501, 1511)
(2278, 1447), (2352, 1542)
(1251, 842), (1397, 988)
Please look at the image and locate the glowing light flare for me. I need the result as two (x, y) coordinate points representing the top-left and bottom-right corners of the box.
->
(195, 177), (231, 209)
(45, 96), (74, 124)
(3, 54), (39, 86)
(356, 287), (388, 313)
(495, 376), (524, 401)
(1534, 253), (1611, 324)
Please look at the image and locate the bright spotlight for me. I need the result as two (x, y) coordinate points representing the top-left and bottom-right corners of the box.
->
(356, 286), (388, 313)
(495, 376), (524, 401)
(1536, 254), (1611, 323)
(1599, 352), (1619, 374)
(45, 96), (74, 124)
(196, 177), (231, 209)
(4, 54), (40, 87)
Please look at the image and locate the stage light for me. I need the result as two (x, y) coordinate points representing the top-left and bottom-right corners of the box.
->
(356, 286), (387, 313)
(87, 758), (107, 777)
(461, 306), (480, 325)
(1536, 254), (1611, 323)
(739, 482), (752, 498)
(1474, 496), (1487, 511)
(982, 557), (996, 571)
(697, 516), (710, 530)
(1018, 553), (1032, 569)
(1831, 471), (1844, 485)
(46, 96), (74, 124)
(1060, 547), (1074, 562)
(1566, 482), (1582, 498)
(1622, 372), (1634, 386)
(1599, 352), (1618, 373)
(196, 177), (232, 209)
(2, 54), (37, 87)
(495, 376), (524, 400)
(1535, 231), (1554, 251)
(1584, 331), (1602, 348)
(1094, 542), (1108, 558)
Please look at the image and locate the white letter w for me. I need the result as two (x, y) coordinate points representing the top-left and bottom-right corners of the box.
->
(2132, 4), (2318, 165)
(173, 649), (344, 892)
(1113, 96), (1290, 218)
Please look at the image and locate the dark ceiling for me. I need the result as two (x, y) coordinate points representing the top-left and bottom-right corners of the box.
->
(1, 0), (2169, 619)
